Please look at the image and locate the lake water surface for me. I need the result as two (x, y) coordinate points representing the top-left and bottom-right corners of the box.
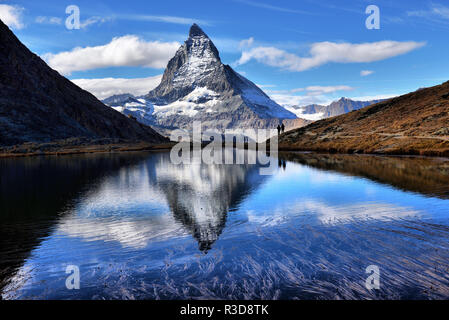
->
(1, 151), (449, 300)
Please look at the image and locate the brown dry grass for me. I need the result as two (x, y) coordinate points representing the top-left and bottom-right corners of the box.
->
(279, 81), (449, 156)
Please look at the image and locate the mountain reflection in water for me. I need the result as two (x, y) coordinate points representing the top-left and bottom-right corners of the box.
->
(1, 151), (449, 300)
(54, 151), (266, 253)
(151, 155), (266, 252)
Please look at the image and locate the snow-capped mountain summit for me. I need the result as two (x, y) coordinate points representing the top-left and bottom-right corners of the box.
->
(104, 24), (296, 135)
(147, 24), (223, 104)
(146, 24), (296, 123)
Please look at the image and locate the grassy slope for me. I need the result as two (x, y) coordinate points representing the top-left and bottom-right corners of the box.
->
(279, 81), (449, 156)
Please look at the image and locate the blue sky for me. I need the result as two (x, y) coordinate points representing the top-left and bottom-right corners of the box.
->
(1, 0), (449, 105)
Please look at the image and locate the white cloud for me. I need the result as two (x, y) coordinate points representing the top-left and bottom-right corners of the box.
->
(43, 35), (180, 75)
(237, 41), (426, 72)
(305, 85), (354, 96)
(269, 93), (328, 108)
(36, 14), (110, 28)
(234, 0), (312, 15)
(36, 16), (62, 25)
(267, 85), (353, 95)
(0, 4), (24, 29)
(120, 14), (210, 26)
(432, 4), (449, 19)
(71, 75), (163, 100)
(348, 94), (399, 102)
(79, 16), (113, 29)
(360, 70), (374, 77)
(283, 106), (326, 121)
(408, 4), (449, 20)
(239, 37), (254, 49)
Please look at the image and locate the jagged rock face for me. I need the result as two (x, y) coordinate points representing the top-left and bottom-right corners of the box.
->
(323, 98), (384, 118)
(140, 24), (296, 133)
(0, 19), (167, 147)
(147, 24), (226, 104)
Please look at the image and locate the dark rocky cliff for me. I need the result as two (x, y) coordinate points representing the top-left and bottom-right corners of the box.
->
(0, 19), (167, 147)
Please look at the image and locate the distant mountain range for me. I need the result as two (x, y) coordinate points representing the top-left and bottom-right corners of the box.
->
(0, 19), (167, 148)
(279, 81), (449, 156)
(104, 93), (383, 135)
(285, 98), (385, 121)
(103, 24), (296, 135)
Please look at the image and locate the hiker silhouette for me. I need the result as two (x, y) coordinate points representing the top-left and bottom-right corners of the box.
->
(277, 125), (281, 135)
(281, 123), (285, 134)
(278, 158), (287, 170)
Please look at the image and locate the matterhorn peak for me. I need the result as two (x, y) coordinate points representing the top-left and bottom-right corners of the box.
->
(185, 23), (220, 62)
(189, 23), (208, 38)
(143, 23), (296, 131)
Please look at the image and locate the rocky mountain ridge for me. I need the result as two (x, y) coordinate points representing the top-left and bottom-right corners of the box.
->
(0, 19), (167, 147)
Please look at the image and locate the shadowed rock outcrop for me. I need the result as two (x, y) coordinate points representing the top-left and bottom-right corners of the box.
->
(0, 19), (167, 147)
